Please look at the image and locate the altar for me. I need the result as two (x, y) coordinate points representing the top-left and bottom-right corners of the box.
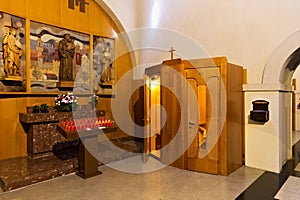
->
(0, 105), (139, 191)
(19, 106), (117, 179)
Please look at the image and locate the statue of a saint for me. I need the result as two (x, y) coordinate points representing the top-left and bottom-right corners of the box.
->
(2, 28), (23, 77)
(100, 42), (113, 83)
(58, 33), (75, 81)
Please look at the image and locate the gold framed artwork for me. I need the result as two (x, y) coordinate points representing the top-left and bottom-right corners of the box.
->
(0, 12), (116, 95)
(30, 21), (90, 92)
(0, 12), (26, 92)
(93, 36), (115, 94)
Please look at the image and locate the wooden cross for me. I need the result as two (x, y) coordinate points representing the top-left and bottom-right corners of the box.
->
(169, 47), (175, 60)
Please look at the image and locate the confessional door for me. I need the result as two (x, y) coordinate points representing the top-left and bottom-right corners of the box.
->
(186, 67), (222, 174)
(143, 75), (161, 162)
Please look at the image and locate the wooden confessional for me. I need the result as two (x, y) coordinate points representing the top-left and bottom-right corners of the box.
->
(143, 57), (244, 176)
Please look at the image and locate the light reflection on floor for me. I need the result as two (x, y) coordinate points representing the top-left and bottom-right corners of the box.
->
(0, 159), (264, 200)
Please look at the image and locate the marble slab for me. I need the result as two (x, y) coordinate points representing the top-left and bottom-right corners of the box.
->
(0, 153), (77, 191)
(19, 112), (72, 124)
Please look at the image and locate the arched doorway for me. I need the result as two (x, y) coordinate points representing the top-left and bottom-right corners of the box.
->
(244, 30), (300, 173)
(263, 30), (300, 163)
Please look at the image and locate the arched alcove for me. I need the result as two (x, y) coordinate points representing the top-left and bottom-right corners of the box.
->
(94, 0), (137, 68)
(244, 30), (300, 173)
(282, 47), (300, 86)
(262, 29), (300, 87)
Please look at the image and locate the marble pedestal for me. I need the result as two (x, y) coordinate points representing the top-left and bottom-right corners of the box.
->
(19, 112), (74, 157)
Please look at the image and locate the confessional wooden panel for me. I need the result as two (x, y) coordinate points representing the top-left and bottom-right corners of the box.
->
(186, 77), (219, 174)
(144, 57), (244, 176)
(220, 63), (243, 175)
(160, 63), (186, 168)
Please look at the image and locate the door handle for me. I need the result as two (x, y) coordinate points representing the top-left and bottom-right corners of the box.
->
(189, 121), (196, 125)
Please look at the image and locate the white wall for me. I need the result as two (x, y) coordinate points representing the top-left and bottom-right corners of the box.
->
(103, 0), (300, 83)
(101, 0), (300, 172)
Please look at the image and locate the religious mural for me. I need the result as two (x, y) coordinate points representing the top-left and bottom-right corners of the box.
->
(0, 12), (26, 92)
(30, 21), (90, 92)
(93, 36), (114, 93)
(0, 12), (115, 93)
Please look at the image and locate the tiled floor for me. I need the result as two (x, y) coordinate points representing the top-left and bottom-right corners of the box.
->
(1, 131), (300, 199)
(270, 132), (300, 200)
(236, 160), (294, 200)
(295, 163), (300, 172)
(234, 131), (300, 200)
(275, 176), (300, 200)
(292, 131), (300, 146)
(0, 164), (264, 200)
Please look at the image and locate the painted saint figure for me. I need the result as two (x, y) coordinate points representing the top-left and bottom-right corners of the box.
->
(2, 28), (23, 76)
(58, 33), (75, 81)
(93, 38), (105, 75)
(100, 42), (112, 83)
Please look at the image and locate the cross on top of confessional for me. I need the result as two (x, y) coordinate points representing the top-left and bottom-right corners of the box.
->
(169, 47), (175, 60)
